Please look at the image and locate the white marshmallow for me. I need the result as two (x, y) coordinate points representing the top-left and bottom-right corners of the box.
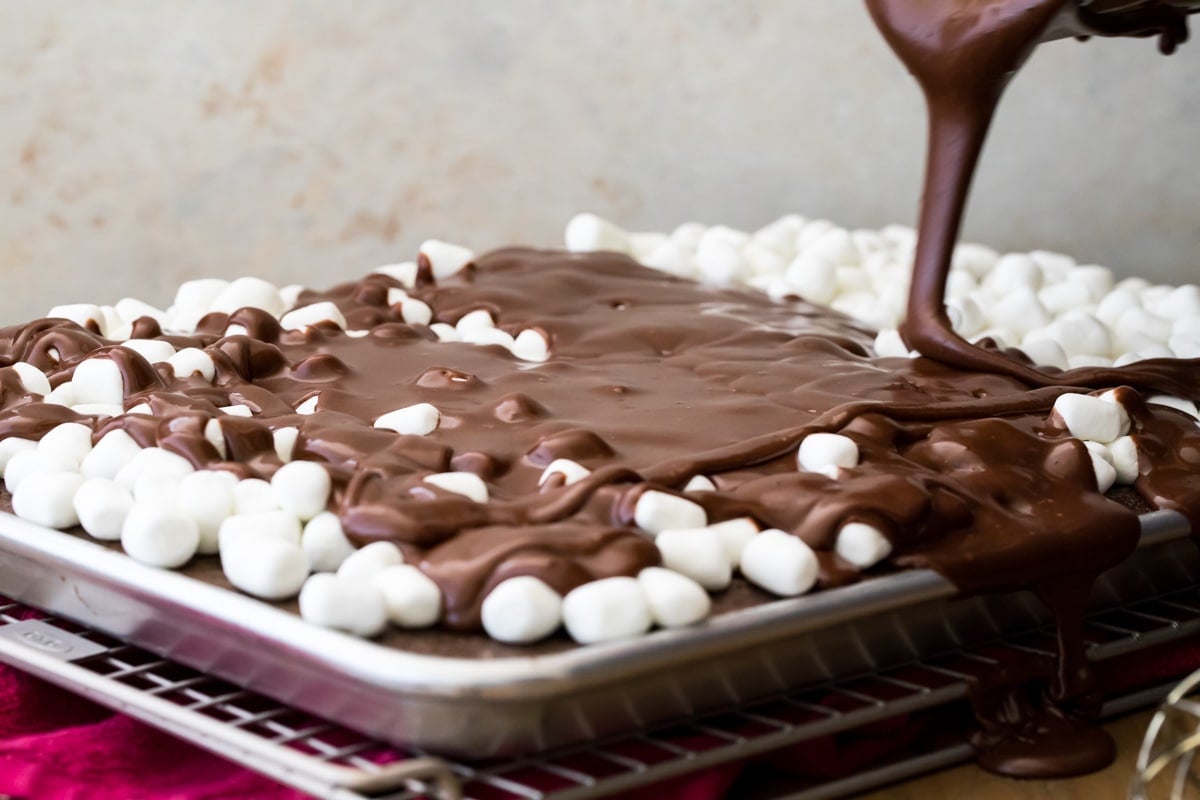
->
(133, 473), (181, 510)
(953, 243), (998, 278)
(218, 510), (302, 549)
(100, 306), (124, 338)
(270, 460), (330, 520)
(37, 422), (93, 468)
(512, 329), (550, 363)
(695, 235), (748, 287)
(204, 418), (227, 459)
(797, 432), (859, 476)
(120, 504), (201, 568)
(562, 577), (653, 644)
(1169, 334), (1200, 359)
(684, 475), (717, 492)
(280, 302), (346, 331)
(424, 472), (489, 503)
(295, 395), (319, 415)
(1019, 338), (1070, 371)
(633, 490), (707, 536)
(707, 517), (759, 566)
(114, 297), (166, 326)
(466, 327), (516, 350)
(11, 362), (50, 396)
(301, 511), (356, 572)
(177, 470), (236, 554)
(219, 404), (254, 417)
(385, 287), (409, 306)
(373, 564), (443, 629)
(70, 403), (125, 419)
(538, 459), (591, 488)
(564, 213), (630, 254)
(73, 478), (133, 540)
(655, 528), (732, 590)
(80, 429), (141, 479)
(980, 254), (1042, 297)
(1096, 289), (1143, 328)
(374, 403), (440, 435)
(455, 309), (495, 339)
(298, 573), (387, 637)
(1052, 393), (1125, 444)
(985, 286), (1050, 339)
(47, 304), (104, 330)
(42, 381), (74, 406)
(1097, 390), (1133, 438)
(273, 427), (299, 462)
(12, 470), (85, 529)
(753, 215), (805, 256)
(784, 252), (837, 306)
(1107, 436), (1140, 485)
(479, 576), (562, 643)
(337, 541), (404, 583)
(125, 402), (152, 415)
(1038, 282), (1093, 316)
(221, 535), (310, 600)
(430, 323), (460, 342)
(1155, 285), (1200, 320)
(114, 447), (194, 490)
(637, 567), (711, 629)
(1147, 395), (1200, 421)
(374, 261), (418, 288)
(210, 277), (285, 318)
(419, 239), (476, 279)
(232, 478), (281, 514)
(835, 522), (893, 569)
(1114, 308), (1172, 354)
(0, 438), (36, 474)
(168, 348), (216, 382)
(171, 279), (229, 330)
(630, 231), (671, 262)
(740, 529), (819, 597)
(400, 298), (433, 326)
(1043, 312), (1112, 359)
(1090, 450), (1117, 493)
(643, 239), (695, 278)
(5, 450), (73, 493)
(874, 329), (913, 359)
(279, 284), (304, 310)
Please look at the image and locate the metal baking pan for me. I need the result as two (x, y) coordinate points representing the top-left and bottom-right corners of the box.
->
(0, 508), (1194, 758)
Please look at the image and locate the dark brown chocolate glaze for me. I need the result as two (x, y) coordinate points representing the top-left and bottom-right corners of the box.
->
(866, 0), (1199, 778)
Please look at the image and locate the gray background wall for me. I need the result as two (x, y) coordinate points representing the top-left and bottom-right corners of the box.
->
(2, 1), (1198, 318)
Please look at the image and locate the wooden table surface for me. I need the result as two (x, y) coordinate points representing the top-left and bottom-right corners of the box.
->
(860, 710), (1158, 799)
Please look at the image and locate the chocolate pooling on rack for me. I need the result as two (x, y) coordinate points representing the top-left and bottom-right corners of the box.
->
(866, 0), (1198, 777)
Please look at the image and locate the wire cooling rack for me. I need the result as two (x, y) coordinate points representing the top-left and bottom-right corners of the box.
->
(1, 585), (1199, 800)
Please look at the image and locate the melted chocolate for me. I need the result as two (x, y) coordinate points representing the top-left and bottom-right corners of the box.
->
(866, 0), (1199, 778)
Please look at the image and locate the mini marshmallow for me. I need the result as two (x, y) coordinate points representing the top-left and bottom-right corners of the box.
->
(386, 287), (409, 306)
(295, 395), (320, 415)
(168, 348), (216, 382)
(298, 573), (387, 637)
(874, 329), (913, 358)
(1044, 312), (1112, 359)
(374, 403), (439, 435)
(656, 528), (732, 590)
(12, 471), (85, 529)
(707, 517), (759, 566)
(455, 309), (495, 339)
(684, 475), (717, 492)
(344, 329), (369, 339)
(694, 235), (748, 287)
(279, 284), (304, 310)
(280, 301), (347, 331)
(430, 323), (460, 342)
(633, 490), (707, 536)
(204, 418), (227, 459)
(638, 567), (711, 629)
(373, 564), (443, 629)
(11, 362), (50, 395)
(177, 470), (236, 554)
(218, 510), (302, 550)
(115, 297), (166, 326)
(419, 239), (476, 280)
(1169, 333), (1200, 360)
(512, 329), (550, 363)
(1038, 282), (1094, 316)
(114, 447), (194, 490)
(172, 279), (229, 329)
(643, 240), (695, 278)
(47, 303), (104, 330)
(224, 323), (250, 337)
(1019, 338), (1070, 371)
(210, 277), (285, 318)
(538, 459), (591, 488)
(71, 403), (124, 418)
(0, 438), (36, 474)
(797, 432), (859, 475)
(740, 529), (819, 597)
(630, 231), (671, 262)
(784, 252), (837, 306)
(564, 213), (630, 254)
(980, 253), (1042, 297)
(219, 404), (254, 417)
(424, 472), (489, 503)
(835, 522), (893, 569)
(953, 243), (997, 277)
(5, 450), (74, 493)
(986, 286), (1050, 339)
(466, 327), (516, 350)
(42, 382), (74, 406)
(400, 299), (433, 326)
(120, 504), (200, 568)
(1090, 450), (1117, 493)
(562, 577), (653, 644)
(221, 535), (310, 600)
(80, 429), (141, 479)
(73, 478), (133, 540)
(232, 478), (281, 514)
(37, 422), (94, 468)
(337, 541), (404, 583)
(273, 427), (299, 462)
(1155, 284), (1200, 320)
(126, 402), (152, 415)
(374, 261), (418, 288)
(1147, 395), (1200, 421)
(133, 473), (181, 509)
(1108, 436), (1140, 485)
(479, 576), (562, 643)
(301, 511), (356, 572)
(271, 460), (331, 520)
(100, 306), (124, 338)
(1052, 393), (1125, 444)
(1098, 390), (1133, 438)
(1096, 289), (1142, 328)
